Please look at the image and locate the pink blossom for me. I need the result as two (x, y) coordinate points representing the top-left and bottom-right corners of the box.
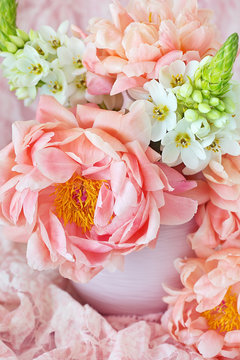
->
(0, 95), (197, 282)
(188, 155), (240, 257)
(163, 249), (240, 359)
(83, 0), (219, 95)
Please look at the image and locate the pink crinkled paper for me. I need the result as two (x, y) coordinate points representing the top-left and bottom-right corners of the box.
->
(0, 238), (206, 360)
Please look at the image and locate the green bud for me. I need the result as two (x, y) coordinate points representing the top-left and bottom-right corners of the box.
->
(216, 100), (226, 112)
(224, 97), (236, 113)
(180, 83), (193, 98)
(5, 41), (17, 53)
(206, 109), (221, 121)
(209, 97), (220, 106)
(9, 35), (24, 48)
(192, 90), (203, 103)
(198, 103), (211, 114)
(195, 78), (202, 89)
(202, 90), (210, 98)
(184, 109), (199, 122)
(16, 28), (29, 42)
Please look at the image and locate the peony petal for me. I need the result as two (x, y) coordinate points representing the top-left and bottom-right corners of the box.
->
(35, 147), (79, 183)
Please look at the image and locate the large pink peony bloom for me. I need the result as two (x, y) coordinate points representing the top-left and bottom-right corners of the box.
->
(163, 249), (240, 359)
(0, 95), (197, 282)
(83, 0), (219, 96)
(188, 155), (240, 257)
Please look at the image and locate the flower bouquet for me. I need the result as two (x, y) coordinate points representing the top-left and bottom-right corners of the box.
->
(1, 0), (240, 358)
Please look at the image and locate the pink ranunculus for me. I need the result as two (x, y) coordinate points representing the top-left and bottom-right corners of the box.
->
(0, 95), (197, 282)
(162, 249), (240, 359)
(188, 155), (240, 257)
(83, 0), (220, 96)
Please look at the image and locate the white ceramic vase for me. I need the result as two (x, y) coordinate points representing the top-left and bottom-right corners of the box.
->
(71, 219), (196, 315)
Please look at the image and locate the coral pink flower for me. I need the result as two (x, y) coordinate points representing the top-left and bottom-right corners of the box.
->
(0, 95), (197, 282)
(203, 155), (240, 212)
(188, 155), (240, 257)
(162, 249), (240, 359)
(83, 0), (219, 96)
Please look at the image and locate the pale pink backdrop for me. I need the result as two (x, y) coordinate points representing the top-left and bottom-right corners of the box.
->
(0, 2), (240, 358)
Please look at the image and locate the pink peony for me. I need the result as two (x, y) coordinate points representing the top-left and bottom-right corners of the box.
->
(163, 249), (240, 359)
(188, 155), (240, 257)
(0, 95), (197, 282)
(83, 0), (219, 96)
(203, 155), (240, 213)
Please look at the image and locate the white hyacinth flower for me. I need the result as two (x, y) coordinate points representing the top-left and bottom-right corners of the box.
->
(158, 60), (199, 89)
(15, 86), (37, 106)
(162, 119), (206, 170)
(57, 37), (86, 82)
(15, 45), (50, 87)
(67, 73), (88, 106)
(40, 69), (68, 105)
(132, 80), (177, 142)
(38, 20), (69, 55)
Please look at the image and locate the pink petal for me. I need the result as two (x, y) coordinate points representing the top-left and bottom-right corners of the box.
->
(35, 147), (79, 183)
(36, 96), (78, 127)
(197, 330), (224, 358)
(160, 193), (197, 225)
(94, 184), (114, 227)
(87, 72), (115, 95)
(110, 74), (147, 95)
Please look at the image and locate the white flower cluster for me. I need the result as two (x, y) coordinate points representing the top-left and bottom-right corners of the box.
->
(129, 59), (240, 174)
(1, 21), (87, 106)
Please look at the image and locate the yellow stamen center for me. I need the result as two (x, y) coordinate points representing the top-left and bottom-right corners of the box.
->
(29, 63), (43, 75)
(50, 37), (61, 49)
(53, 175), (104, 232)
(153, 105), (169, 121)
(149, 12), (152, 23)
(49, 80), (63, 93)
(170, 74), (184, 88)
(206, 139), (221, 153)
(202, 288), (240, 333)
(75, 73), (87, 90)
(175, 133), (191, 148)
(73, 56), (83, 69)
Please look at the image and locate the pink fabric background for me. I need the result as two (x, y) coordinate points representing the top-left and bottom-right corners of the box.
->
(0, 1), (240, 358)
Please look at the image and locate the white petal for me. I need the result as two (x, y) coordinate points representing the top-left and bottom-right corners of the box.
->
(39, 25), (56, 41)
(184, 61), (200, 80)
(57, 46), (73, 66)
(161, 129), (176, 145)
(151, 121), (167, 141)
(162, 143), (180, 164)
(165, 90), (177, 111)
(220, 138), (240, 155)
(181, 148), (200, 169)
(166, 112), (176, 131)
(158, 66), (172, 88)
(201, 134), (216, 148)
(170, 60), (186, 77)
(58, 20), (69, 34)
(70, 37), (85, 57)
(145, 80), (168, 105)
(190, 141), (206, 160)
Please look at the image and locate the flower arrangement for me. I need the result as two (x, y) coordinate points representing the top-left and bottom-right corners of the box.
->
(0, 0), (240, 358)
